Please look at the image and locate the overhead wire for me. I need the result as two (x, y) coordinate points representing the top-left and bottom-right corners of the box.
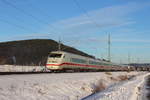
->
(23, 0), (57, 22)
(72, 0), (111, 59)
(21, 0), (82, 48)
(0, 0), (90, 48)
(1, 0), (61, 35)
(72, 0), (101, 28)
(12, 0), (87, 46)
(1, 0), (49, 25)
(0, 17), (38, 33)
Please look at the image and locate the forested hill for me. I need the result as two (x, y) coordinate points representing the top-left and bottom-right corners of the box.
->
(0, 39), (94, 66)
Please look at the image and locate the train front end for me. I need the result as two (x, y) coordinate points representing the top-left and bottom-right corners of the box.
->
(46, 51), (64, 71)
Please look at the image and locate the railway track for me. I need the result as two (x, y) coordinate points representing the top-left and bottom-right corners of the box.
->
(0, 72), (52, 75)
(0, 70), (131, 75)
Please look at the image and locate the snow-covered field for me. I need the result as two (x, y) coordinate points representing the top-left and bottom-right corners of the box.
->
(0, 71), (148, 100)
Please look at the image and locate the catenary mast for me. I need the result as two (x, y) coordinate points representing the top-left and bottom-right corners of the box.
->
(108, 34), (111, 62)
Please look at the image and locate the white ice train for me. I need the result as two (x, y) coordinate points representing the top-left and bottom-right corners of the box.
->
(46, 51), (128, 72)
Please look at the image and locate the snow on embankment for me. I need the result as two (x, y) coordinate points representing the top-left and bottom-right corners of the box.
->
(138, 74), (150, 100)
(83, 72), (149, 100)
(0, 72), (142, 100)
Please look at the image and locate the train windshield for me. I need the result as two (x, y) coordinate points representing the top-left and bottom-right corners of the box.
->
(49, 53), (62, 58)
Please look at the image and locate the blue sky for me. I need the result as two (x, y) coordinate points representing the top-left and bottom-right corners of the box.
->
(0, 0), (150, 63)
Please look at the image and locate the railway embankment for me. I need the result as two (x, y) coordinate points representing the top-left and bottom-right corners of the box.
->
(82, 72), (149, 100)
(139, 75), (150, 100)
(145, 75), (150, 100)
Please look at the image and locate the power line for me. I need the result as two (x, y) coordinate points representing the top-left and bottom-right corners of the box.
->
(0, 18), (38, 33)
(23, 0), (57, 22)
(22, 0), (61, 35)
(1, 0), (61, 35)
(1, 0), (48, 25)
(73, 0), (113, 61)
(60, 38), (84, 51)
(72, 0), (101, 28)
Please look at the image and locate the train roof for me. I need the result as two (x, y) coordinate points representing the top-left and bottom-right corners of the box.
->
(50, 51), (109, 62)
(50, 51), (94, 59)
(50, 51), (88, 57)
(50, 51), (71, 54)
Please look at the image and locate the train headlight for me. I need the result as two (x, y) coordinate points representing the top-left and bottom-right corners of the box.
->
(49, 61), (57, 63)
(47, 66), (60, 70)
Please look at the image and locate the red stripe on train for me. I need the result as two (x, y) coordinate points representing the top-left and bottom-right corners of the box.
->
(46, 62), (109, 69)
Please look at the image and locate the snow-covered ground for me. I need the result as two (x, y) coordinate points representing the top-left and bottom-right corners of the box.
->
(0, 71), (146, 100)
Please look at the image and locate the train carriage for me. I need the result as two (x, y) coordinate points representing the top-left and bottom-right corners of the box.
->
(46, 51), (126, 72)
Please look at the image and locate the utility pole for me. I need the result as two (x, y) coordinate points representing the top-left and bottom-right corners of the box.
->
(120, 59), (122, 64)
(108, 34), (111, 62)
(137, 58), (140, 64)
(128, 53), (130, 64)
(101, 53), (103, 60)
(58, 37), (61, 51)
